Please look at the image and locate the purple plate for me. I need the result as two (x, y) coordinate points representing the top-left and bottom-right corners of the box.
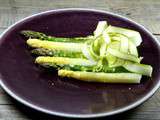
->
(0, 9), (160, 118)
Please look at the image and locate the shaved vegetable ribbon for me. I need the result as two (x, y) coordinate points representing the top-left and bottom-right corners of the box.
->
(82, 43), (99, 63)
(106, 25), (142, 46)
(94, 21), (108, 37)
(107, 48), (141, 63)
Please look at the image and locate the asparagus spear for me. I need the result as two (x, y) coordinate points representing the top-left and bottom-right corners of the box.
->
(35, 56), (125, 73)
(58, 69), (142, 83)
(21, 30), (93, 42)
(123, 61), (152, 77)
(27, 39), (84, 52)
(35, 56), (98, 71)
(35, 56), (152, 76)
(31, 48), (84, 58)
(36, 62), (94, 71)
(35, 56), (96, 66)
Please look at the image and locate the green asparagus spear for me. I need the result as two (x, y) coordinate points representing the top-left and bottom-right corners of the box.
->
(37, 62), (94, 72)
(21, 30), (93, 42)
(35, 56), (124, 73)
(31, 48), (85, 58)
(35, 56), (96, 71)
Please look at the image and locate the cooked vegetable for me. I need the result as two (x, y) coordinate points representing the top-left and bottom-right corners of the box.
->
(27, 39), (84, 52)
(58, 69), (142, 83)
(123, 61), (152, 76)
(106, 41), (123, 67)
(106, 25), (142, 46)
(24, 20), (153, 84)
(35, 57), (96, 66)
(94, 21), (108, 37)
(107, 48), (140, 63)
(36, 56), (118, 73)
(82, 43), (99, 63)
(21, 30), (93, 43)
(31, 48), (84, 58)
(128, 40), (138, 56)
(102, 29), (111, 44)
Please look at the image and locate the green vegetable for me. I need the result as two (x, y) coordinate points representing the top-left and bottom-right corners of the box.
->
(106, 25), (142, 46)
(27, 39), (84, 52)
(35, 56), (96, 66)
(105, 53), (117, 67)
(31, 48), (84, 58)
(24, 21), (153, 84)
(92, 36), (102, 55)
(82, 43), (99, 63)
(123, 61), (152, 76)
(107, 47), (140, 63)
(102, 29), (111, 44)
(35, 56), (118, 73)
(106, 41), (123, 67)
(94, 21), (108, 37)
(119, 34), (129, 53)
(58, 69), (142, 83)
(21, 30), (93, 43)
(108, 33), (129, 53)
(128, 40), (138, 57)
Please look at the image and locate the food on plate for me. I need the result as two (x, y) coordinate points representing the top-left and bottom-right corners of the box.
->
(22, 21), (153, 83)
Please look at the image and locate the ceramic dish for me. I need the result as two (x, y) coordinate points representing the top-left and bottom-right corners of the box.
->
(0, 8), (160, 118)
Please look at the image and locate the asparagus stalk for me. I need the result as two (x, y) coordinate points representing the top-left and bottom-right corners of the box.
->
(27, 39), (84, 52)
(36, 56), (118, 72)
(35, 56), (96, 66)
(58, 69), (142, 83)
(123, 61), (152, 77)
(31, 48), (84, 58)
(21, 30), (93, 42)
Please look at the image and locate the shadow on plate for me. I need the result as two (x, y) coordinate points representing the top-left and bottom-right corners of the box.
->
(6, 93), (138, 120)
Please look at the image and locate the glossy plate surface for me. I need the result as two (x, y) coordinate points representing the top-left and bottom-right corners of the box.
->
(0, 9), (160, 118)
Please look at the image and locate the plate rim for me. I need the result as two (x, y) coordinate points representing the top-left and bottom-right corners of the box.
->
(0, 8), (160, 118)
